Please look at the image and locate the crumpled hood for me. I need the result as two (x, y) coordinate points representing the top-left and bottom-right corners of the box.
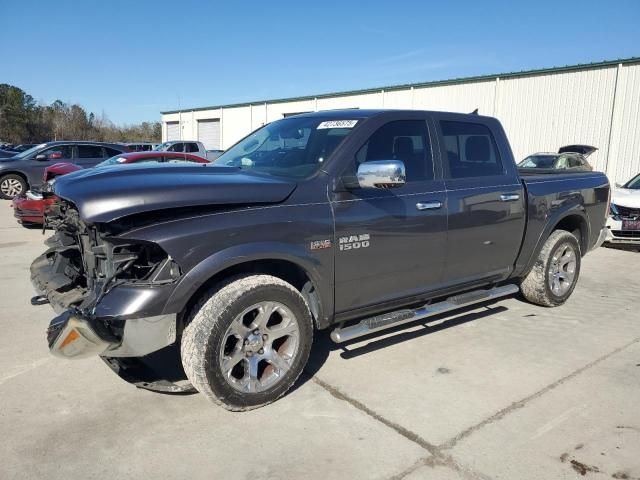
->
(612, 188), (640, 208)
(53, 163), (297, 223)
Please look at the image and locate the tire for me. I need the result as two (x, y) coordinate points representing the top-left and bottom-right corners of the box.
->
(520, 230), (581, 307)
(181, 274), (313, 411)
(0, 174), (27, 200)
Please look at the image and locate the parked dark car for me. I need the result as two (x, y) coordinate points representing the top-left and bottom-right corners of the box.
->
(12, 151), (209, 225)
(0, 143), (38, 158)
(32, 110), (609, 411)
(0, 141), (129, 199)
(518, 144), (596, 172)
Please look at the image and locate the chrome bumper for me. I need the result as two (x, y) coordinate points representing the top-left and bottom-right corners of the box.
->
(47, 311), (176, 359)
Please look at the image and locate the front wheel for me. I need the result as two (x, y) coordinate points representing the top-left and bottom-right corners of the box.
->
(520, 230), (581, 307)
(0, 174), (27, 200)
(181, 274), (313, 411)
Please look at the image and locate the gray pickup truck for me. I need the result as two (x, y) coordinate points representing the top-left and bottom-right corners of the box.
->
(31, 109), (610, 410)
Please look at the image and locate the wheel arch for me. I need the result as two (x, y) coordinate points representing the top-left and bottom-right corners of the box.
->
(165, 245), (332, 331)
(0, 170), (29, 188)
(520, 208), (590, 278)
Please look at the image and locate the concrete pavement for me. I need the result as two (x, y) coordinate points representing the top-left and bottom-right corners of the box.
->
(0, 204), (638, 480)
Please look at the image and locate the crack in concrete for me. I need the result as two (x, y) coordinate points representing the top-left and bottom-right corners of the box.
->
(440, 336), (640, 451)
(311, 376), (491, 480)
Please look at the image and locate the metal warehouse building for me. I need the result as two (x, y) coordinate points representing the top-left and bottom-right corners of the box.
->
(161, 57), (640, 183)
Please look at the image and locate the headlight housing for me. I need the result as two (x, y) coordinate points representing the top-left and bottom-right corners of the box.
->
(609, 203), (619, 217)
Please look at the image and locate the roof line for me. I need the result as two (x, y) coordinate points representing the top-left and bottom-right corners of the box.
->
(161, 56), (640, 115)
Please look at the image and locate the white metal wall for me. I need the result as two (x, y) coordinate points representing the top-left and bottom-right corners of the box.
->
(161, 61), (640, 183)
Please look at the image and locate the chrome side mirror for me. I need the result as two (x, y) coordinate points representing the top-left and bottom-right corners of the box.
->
(357, 160), (406, 189)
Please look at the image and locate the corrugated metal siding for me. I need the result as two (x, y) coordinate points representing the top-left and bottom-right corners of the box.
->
(608, 63), (640, 183)
(496, 67), (617, 172)
(413, 80), (496, 116)
(161, 60), (640, 182)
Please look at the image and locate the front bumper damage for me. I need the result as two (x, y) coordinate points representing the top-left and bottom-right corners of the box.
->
(31, 202), (193, 393)
(603, 217), (640, 247)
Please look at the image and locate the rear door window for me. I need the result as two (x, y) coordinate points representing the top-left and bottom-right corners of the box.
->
(186, 142), (200, 153)
(77, 145), (105, 158)
(441, 121), (504, 179)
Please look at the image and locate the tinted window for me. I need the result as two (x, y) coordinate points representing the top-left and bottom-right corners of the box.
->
(568, 156), (583, 168)
(168, 143), (184, 152)
(518, 154), (557, 168)
(104, 147), (123, 157)
(441, 121), (503, 178)
(77, 145), (104, 158)
(41, 145), (73, 159)
(356, 120), (433, 182)
(186, 142), (200, 153)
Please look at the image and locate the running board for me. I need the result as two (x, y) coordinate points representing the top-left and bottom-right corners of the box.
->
(330, 284), (519, 343)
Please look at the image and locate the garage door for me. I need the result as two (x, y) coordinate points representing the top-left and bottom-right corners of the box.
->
(166, 122), (180, 141)
(198, 119), (221, 150)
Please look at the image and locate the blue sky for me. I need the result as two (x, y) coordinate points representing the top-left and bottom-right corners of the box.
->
(2, 0), (639, 124)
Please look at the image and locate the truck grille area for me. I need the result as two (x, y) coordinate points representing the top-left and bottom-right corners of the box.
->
(33, 200), (181, 315)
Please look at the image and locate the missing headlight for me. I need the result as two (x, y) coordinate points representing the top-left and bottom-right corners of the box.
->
(107, 242), (181, 284)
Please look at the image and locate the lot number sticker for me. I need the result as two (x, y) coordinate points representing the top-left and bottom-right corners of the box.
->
(317, 120), (358, 129)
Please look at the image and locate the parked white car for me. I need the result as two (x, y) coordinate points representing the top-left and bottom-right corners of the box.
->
(605, 173), (640, 248)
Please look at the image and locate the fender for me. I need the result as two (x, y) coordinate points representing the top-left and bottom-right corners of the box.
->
(162, 241), (334, 328)
(517, 202), (589, 278)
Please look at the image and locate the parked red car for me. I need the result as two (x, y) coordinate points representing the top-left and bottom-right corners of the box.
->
(12, 152), (209, 225)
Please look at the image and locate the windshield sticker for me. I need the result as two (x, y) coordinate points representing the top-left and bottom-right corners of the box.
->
(317, 120), (358, 129)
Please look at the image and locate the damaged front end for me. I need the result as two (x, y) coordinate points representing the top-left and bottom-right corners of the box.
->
(31, 200), (193, 393)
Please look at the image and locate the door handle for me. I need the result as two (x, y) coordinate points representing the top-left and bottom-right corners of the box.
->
(416, 201), (442, 211)
(500, 193), (520, 202)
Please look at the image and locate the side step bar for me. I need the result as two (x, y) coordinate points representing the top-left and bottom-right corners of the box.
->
(330, 284), (519, 343)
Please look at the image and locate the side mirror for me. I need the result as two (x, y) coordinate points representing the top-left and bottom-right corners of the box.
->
(614, 182), (622, 189)
(35, 153), (47, 161)
(357, 160), (406, 189)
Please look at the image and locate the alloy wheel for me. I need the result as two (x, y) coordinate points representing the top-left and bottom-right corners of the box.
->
(218, 301), (300, 393)
(548, 242), (577, 296)
(0, 178), (23, 198)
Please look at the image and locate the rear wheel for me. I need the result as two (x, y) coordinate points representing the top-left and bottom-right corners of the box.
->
(0, 174), (27, 200)
(521, 230), (581, 307)
(181, 274), (313, 411)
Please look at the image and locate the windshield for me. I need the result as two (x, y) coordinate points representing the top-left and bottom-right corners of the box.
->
(96, 155), (128, 167)
(12, 143), (47, 159)
(518, 154), (558, 168)
(154, 142), (171, 151)
(624, 173), (640, 189)
(213, 117), (358, 178)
